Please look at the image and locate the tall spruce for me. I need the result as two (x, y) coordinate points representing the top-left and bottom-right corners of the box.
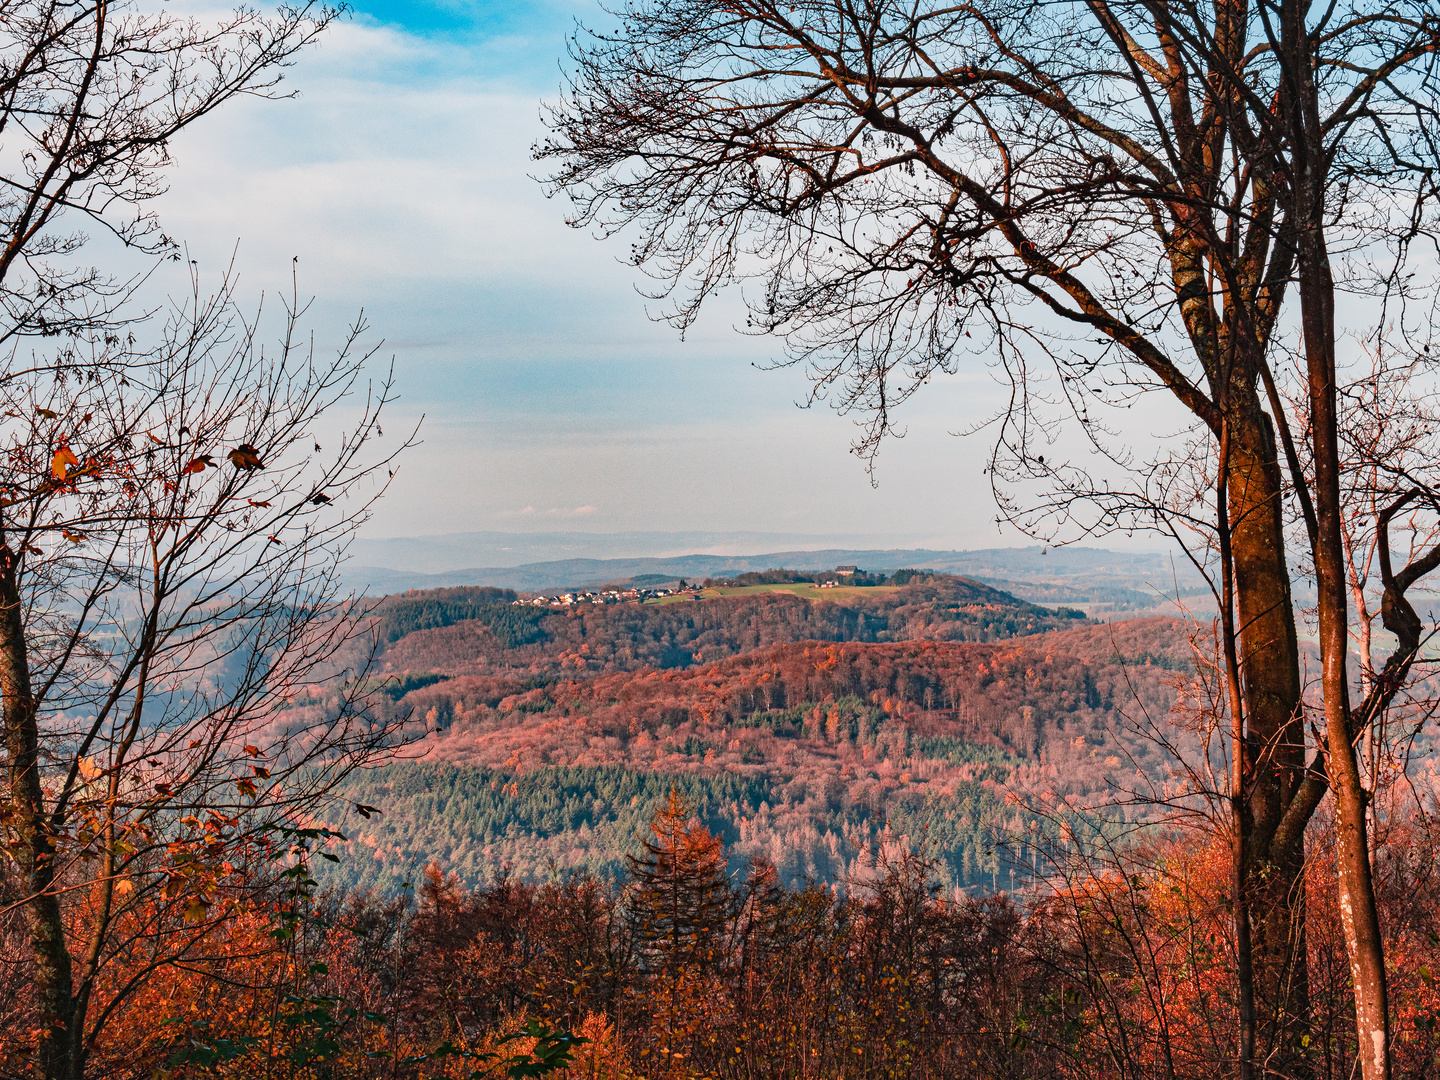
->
(625, 792), (732, 973)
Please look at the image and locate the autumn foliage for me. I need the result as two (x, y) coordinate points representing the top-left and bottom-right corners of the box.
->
(1, 786), (1435, 1079)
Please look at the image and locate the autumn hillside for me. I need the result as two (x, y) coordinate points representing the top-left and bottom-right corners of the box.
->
(363, 571), (1087, 677)
(307, 576), (1199, 894)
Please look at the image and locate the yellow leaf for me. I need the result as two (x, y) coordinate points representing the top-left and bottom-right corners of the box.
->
(183, 897), (209, 923)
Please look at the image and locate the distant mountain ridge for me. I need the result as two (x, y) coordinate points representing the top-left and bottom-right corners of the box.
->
(350, 530), (918, 572)
(344, 543), (1201, 614)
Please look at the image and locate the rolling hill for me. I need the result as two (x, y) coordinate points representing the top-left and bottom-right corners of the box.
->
(343, 540), (1208, 615)
(306, 577), (1198, 895)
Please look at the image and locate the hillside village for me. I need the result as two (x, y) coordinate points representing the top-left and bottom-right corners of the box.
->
(512, 565), (901, 608)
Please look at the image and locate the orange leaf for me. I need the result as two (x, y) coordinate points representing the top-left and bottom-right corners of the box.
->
(51, 446), (79, 480)
(227, 444), (264, 471)
(243, 744), (262, 757)
(236, 778), (257, 798)
(182, 455), (214, 475)
(247, 498), (272, 509)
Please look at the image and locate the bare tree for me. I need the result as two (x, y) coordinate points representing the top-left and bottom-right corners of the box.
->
(0, 263), (409, 1080)
(1332, 355), (1440, 793)
(540, 0), (1440, 1075)
(0, 3), (421, 1078)
(0, 0), (336, 348)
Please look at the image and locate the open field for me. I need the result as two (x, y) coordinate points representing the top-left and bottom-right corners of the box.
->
(646, 582), (903, 604)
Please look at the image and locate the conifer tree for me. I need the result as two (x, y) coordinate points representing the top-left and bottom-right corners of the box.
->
(625, 791), (732, 973)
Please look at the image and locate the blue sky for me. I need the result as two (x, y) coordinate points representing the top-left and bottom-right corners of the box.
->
(148, 0), (1098, 546)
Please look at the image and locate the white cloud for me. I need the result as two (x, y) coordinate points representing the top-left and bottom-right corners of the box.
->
(140, 15), (1048, 545)
(166, 25), (583, 281)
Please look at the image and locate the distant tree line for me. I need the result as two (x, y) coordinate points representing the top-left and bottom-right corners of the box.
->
(701, 566), (962, 587)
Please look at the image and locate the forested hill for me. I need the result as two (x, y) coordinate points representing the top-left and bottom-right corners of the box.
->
(308, 572), (1194, 895)
(357, 573), (1088, 681)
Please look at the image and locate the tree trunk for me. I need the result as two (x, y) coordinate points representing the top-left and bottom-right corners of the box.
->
(1282, 0), (1390, 1066)
(0, 543), (75, 1080)
(1298, 155), (1391, 1080)
(1224, 395), (1312, 1059)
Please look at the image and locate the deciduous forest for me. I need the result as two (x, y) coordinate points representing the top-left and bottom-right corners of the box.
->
(3, 0), (1440, 1071)
(11, 564), (1440, 1078)
(321, 582), (1186, 892)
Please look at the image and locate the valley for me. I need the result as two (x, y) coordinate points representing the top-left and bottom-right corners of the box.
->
(314, 573), (1198, 895)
